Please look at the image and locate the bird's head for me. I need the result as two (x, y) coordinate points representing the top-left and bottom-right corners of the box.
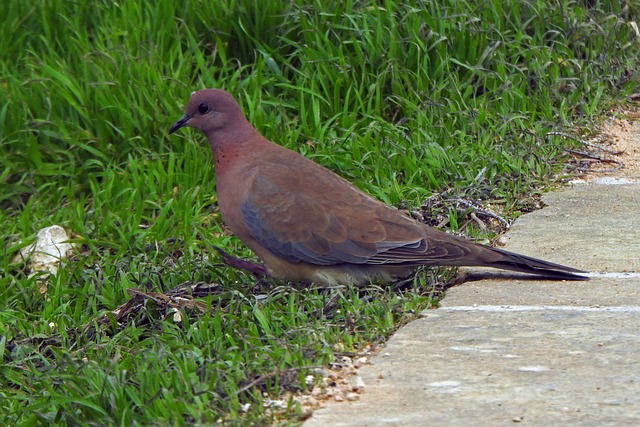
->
(169, 89), (244, 137)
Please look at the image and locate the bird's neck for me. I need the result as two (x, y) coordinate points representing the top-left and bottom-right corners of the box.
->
(209, 127), (268, 174)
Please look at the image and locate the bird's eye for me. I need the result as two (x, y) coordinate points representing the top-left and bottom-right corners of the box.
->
(197, 103), (209, 114)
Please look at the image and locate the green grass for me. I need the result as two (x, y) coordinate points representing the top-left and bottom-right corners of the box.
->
(1, 0), (639, 424)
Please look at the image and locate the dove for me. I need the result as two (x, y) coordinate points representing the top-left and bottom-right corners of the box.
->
(169, 89), (587, 285)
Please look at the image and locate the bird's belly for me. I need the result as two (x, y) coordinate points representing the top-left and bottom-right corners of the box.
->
(263, 255), (414, 286)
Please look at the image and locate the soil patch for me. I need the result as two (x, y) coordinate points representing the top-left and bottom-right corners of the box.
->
(580, 107), (640, 178)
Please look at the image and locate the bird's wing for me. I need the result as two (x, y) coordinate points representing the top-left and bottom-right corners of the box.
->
(239, 152), (470, 266)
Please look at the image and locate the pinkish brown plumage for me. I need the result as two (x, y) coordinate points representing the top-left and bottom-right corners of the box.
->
(169, 89), (587, 285)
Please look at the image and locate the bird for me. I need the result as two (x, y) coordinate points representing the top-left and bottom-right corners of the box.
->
(169, 89), (587, 285)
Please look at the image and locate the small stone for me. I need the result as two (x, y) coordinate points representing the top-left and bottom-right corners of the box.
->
(495, 236), (508, 246)
(304, 396), (318, 407)
(13, 225), (77, 276)
(340, 356), (353, 365)
(349, 375), (366, 391)
(346, 392), (360, 401)
(310, 386), (323, 397)
(355, 356), (368, 366)
(312, 368), (329, 377)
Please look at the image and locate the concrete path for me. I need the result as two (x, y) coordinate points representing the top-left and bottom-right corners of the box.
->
(305, 174), (640, 426)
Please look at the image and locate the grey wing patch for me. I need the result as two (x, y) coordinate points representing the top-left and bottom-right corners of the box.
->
(241, 200), (378, 265)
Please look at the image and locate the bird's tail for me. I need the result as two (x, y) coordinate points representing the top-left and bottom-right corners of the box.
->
(480, 246), (588, 280)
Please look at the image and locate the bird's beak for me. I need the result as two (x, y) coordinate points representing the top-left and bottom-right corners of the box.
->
(168, 115), (191, 134)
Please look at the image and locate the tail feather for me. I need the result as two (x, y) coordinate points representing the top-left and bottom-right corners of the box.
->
(486, 246), (588, 280)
